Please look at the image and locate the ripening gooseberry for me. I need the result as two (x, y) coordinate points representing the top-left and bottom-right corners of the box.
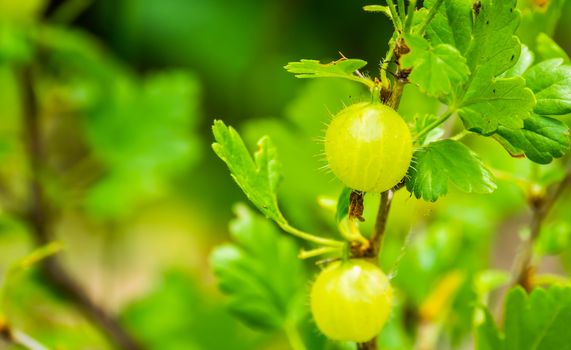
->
(325, 102), (412, 193)
(310, 259), (393, 342)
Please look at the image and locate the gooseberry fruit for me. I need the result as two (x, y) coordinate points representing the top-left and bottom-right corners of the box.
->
(325, 102), (412, 193)
(310, 259), (393, 342)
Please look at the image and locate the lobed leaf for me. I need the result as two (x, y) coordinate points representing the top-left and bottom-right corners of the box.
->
(459, 77), (535, 135)
(478, 287), (571, 350)
(464, 0), (521, 82)
(503, 44), (534, 78)
(401, 33), (470, 98)
(284, 58), (373, 87)
(494, 114), (570, 164)
(454, 0), (536, 135)
(406, 140), (497, 202)
(212, 120), (284, 223)
(423, 0), (473, 55)
(524, 58), (571, 116)
(210, 204), (305, 331)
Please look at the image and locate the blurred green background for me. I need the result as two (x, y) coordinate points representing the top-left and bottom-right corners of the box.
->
(1, 0), (571, 349)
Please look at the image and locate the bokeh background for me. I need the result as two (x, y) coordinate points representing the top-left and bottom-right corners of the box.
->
(1, 0), (571, 349)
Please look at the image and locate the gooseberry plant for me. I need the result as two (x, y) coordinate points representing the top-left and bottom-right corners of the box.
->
(211, 0), (571, 349)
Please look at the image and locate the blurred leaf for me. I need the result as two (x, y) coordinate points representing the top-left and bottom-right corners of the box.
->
(284, 58), (373, 87)
(423, 0), (473, 54)
(536, 33), (570, 63)
(378, 297), (413, 350)
(210, 204), (305, 331)
(476, 308), (502, 350)
(395, 221), (465, 304)
(475, 270), (510, 295)
(85, 71), (202, 217)
(0, 23), (32, 64)
(406, 140), (497, 202)
(535, 221), (571, 256)
(478, 287), (571, 350)
(524, 58), (571, 115)
(494, 114), (570, 164)
(212, 121), (284, 223)
(517, 0), (567, 49)
(123, 271), (257, 350)
(401, 33), (470, 98)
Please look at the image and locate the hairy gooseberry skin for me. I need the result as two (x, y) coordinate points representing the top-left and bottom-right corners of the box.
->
(325, 102), (412, 193)
(310, 259), (393, 342)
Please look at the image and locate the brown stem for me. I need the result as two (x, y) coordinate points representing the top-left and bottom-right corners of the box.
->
(511, 166), (571, 291)
(358, 338), (378, 350)
(370, 190), (395, 257)
(19, 66), (144, 350)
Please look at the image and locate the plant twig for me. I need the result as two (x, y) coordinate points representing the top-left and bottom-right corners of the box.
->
(416, 0), (444, 35)
(386, 0), (404, 31)
(404, 0), (418, 33)
(19, 66), (144, 350)
(370, 190), (395, 257)
(358, 338), (377, 350)
(0, 322), (49, 350)
(510, 165), (571, 291)
(279, 221), (345, 247)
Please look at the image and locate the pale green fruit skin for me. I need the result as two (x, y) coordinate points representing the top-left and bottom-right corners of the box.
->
(325, 102), (412, 193)
(310, 259), (393, 343)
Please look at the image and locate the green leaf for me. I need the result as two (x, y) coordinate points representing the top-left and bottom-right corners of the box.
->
(464, 0), (521, 82)
(412, 113), (444, 146)
(477, 287), (571, 350)
(459, 77), (535, 135)
(210, 204), (305, 331)
(536, 33), (570, 63)
(284, 58), (373, 87)
(476, 309), (503, 350)
(503, 44), (535, 78)
(423, 0), (473, 54)
(122, 271), (257, 350)
(455, 0), (537, 135)
(504, 287), (571, 350)
(401, 33), (470, 98)
(493, 114), (570, 164)
(335, 187), (352, 224)
(535, 221), (571, 256)
(212, 121), (284, 223)
(84, 71), (202, 218)
(406, 140), (496, 202)
(524, 59), (571, 115)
